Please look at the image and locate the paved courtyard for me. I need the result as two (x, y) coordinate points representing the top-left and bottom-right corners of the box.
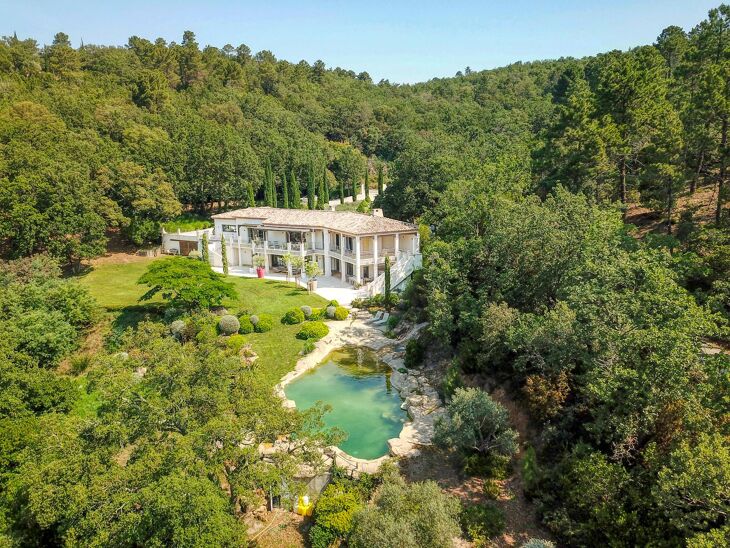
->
(212, 267), (366, 305)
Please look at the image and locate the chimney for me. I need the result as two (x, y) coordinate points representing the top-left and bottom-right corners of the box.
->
(371, 208), (383, 217)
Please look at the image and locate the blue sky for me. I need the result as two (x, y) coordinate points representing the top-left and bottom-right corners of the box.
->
(0, 1), (719, 83)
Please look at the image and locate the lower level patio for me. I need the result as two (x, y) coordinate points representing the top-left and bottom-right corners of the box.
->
(211, 266), (367, 305)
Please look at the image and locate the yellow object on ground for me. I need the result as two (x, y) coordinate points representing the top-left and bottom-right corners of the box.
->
(295, 496), (313, 516)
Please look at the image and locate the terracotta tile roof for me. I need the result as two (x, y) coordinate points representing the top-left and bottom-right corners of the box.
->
(211, 207), (417, 235)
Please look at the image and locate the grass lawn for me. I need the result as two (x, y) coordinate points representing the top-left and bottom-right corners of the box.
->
(76, 257), (330, 388)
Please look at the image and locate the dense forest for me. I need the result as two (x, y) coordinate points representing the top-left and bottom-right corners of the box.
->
(0, 3), (729, 547)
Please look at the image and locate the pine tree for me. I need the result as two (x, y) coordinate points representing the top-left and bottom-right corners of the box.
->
(307, 162), (315, 209)
(221, 236), (229, 276)
(339, 178), (345, 204)
(247, 183), (255, 207)
(281, 173), (289, 208)
(289, 169), (301, 208)
(201, 232), (209, 264)
(365, 166), (370, 200)
(377, 164), (384, 195)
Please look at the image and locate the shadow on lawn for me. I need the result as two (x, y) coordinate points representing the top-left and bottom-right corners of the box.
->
(110, 304), (163, 339)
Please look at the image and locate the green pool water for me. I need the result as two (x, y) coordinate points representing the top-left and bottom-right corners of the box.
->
(284, 346), (407, 459)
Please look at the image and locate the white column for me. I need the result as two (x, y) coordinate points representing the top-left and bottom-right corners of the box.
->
(395, 233), (400, 258)
(340, 233), (345, 282)
(372, 235), (378, 279)
(238, 234), (243, 267)
(323, 229), (331, 276)
(355, 236), (361, 284)
(414, 233), (420, 254)
(263, 241), (269, 271)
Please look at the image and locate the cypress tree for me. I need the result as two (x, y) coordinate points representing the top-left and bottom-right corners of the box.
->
(384, 256), (391, 309)
(317, 177), (325, 209)
(351, 179), (357, 200)
(201, 232), (209, 264)
(307, 162), (315, 209)
(290, 169), (301, 208)
(322, 165), (330, 204)
(263, 158), (273, 207)
(377, 164), (384, 195)
(273, 179), (279, 208)
(221, 236), (229, 276)
(246, 183), (255, 207)
(364, 166), (370, 200)
(339, 178), (345, 204)
(281, 173), (289, 208)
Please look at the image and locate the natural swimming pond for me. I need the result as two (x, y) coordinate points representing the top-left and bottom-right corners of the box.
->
(284, 346), (407, 459)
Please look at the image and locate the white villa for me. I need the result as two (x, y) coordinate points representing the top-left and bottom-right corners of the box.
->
(161, 207), (421, 297)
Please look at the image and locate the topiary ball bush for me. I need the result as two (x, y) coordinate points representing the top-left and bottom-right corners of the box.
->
(249, 314), (259, 325)
(297, 321), (329, 340)
(282, 307), (305, 325)
(254, 313), (274, 333)
(309, 307), (325, 320)
(325, 305), (336, 319)
(238, 315), (254, 334)
(300, 305), (312, 318)
(218, 314), (240, 335)
(170, 320), (186, 339)
(333, 306), (349, 320)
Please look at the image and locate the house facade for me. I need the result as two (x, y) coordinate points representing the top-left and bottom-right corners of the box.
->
(162, 207), (421, 291)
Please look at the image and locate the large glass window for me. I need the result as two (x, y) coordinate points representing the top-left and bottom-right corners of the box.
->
(222, 224), (236, 233)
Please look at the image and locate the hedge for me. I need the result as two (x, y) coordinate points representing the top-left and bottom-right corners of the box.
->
(297, 321), (329, 340)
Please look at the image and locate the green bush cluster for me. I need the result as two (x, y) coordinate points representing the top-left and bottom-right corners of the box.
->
(351, 293), (399, 309)
(297, 321), (329, 340)
(302, 338), (317, 355)
(460, 503), (505, 545)
(254, 313), (274, 333)
(333, 306), (350, 320)
(237, 315), (254, 334)
(281, 307), (305, 325)
(225, 334), (247, 353)
(404, 338), (425, 368)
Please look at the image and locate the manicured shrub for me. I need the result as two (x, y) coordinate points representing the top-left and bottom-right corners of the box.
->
(326, 305), (336, 318)
(226, 334), (247, 353)
(327, 300), (339, 307)
(254, 313), (274, 333)
(333, 306), (349, 320)
(282, 307), (305, 325)
(238, 316), (254, 334)
(309, 307), (325, 320)
(218, 314), (240, 335)
(404, 338), (425, 368)
(460, 503), (505, 544)
(386, 315), (399, 329)
(308, 525), (336, 548)
(300, 305), (312, 318)
(249, 314), (259, 325)
(302, 338), (317, 355)
(297, 321), (329, 340)
(169, 319), (186, 339)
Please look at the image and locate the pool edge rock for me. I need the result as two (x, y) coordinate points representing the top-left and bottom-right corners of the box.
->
(274, 315), (442, 474)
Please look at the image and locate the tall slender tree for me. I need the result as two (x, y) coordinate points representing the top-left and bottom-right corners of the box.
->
(307, 162), (315, 209)
(322, 165), (330, 204)
(246, 183), (255, 208)
(201, 232), (209, 264)
(289, 169), (301, 208)
(364, 166), (370, 200)
(263, 158), (273, 207)
(339, 178), (345, 204)
(281, 173), (289, 208)
(351, 178), (357, 200)
(377, 164), (384, 196)
(316, 176), (325, 209)
(221, 236), (229, 275)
